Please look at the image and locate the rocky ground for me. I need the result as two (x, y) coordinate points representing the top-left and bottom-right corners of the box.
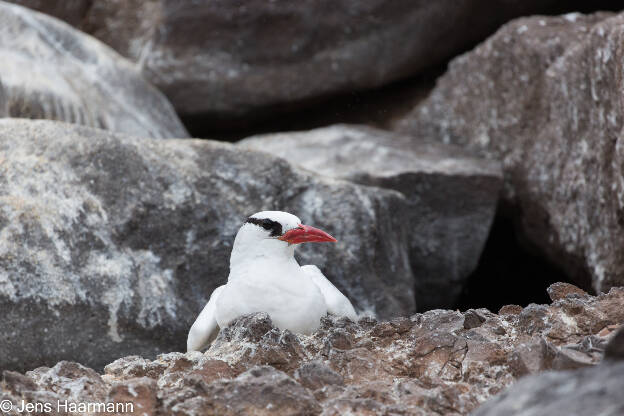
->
(2, 1), (624, 415)
(1, 283), (623, 415)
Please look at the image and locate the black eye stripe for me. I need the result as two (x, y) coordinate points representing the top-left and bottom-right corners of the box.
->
(245, 217), (283, 237)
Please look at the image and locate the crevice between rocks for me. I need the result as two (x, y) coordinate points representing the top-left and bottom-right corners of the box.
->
(454, 208), (573, 313)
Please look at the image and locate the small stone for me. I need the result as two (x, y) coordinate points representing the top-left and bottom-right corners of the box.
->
(294, 361), (344, 390)
(2, 371), (38, 394)
(498, 305), (523, 315)
(547, 282), (588, 302)
(464, 310), (487, 329)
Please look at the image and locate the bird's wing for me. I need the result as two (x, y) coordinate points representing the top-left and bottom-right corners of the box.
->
(187, 285), (225, 352)
(302, 265), (357, 321)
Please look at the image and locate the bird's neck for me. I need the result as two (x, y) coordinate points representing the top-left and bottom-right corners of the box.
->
(229, 233), (298, 278)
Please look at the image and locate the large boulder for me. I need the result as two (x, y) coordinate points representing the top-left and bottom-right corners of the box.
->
(397, 12), (624, 294)
(0, 1), (188, 138)
(0, 119), (416, 372)
(1, 284), (623, 415)
(7, 0), (564, 122)
(239, 125), (502, 310)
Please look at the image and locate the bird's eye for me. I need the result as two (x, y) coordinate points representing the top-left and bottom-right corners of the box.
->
(261, 219), (273, 230)
(245, 217), (283, 237)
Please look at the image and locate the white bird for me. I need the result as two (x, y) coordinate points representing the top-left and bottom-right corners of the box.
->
(187, 210), (357, 352)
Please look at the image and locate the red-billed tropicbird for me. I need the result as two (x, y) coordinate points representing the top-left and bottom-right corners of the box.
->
(187, 211), (357, 351)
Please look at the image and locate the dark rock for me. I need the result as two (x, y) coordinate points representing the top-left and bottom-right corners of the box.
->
(8, 0), (566, 122)
(463, 309), (487, 329)
(398, 12), (624, 294)
(0, 2), (187, 138)
(605, 327), (624, 361)
(0, 119), (416, 371)
(473, 362), (624, 416)
(240, 124), (502, 310)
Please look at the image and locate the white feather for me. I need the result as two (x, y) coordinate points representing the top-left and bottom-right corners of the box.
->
(187, 285), (224, 352)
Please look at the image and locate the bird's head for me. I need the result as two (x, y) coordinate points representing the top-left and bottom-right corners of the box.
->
(230, 211), (336, 267)
(242, 211), (336, 245)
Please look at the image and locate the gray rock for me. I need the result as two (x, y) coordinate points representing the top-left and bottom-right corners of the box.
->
(0, 1), (188, 138)
(472, 362), (624, 416)
(397, 12), (624, 294)
(605, 327), (624, 361)
(0, 119), (415, 372)
(239, 124), (502, 310)
(8, 0), (564, 120)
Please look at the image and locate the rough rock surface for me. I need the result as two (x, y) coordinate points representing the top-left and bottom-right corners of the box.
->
(8, 0), (563, 121)
(240, 125), (503, 310)
(1, 284), (622, 415)
(397, 12), (624, 294)
(0, 119), (417, 372)
(0, 1), (188, 138)
(473, 327), (624, 416)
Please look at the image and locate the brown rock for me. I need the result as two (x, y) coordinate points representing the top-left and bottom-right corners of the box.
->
(547, 282), (588, 302)
(107, 378), (158, 416)
(194, 366), (321, 416)
(188, 360), (237, 385)
(498, 305), (523, 315)
(294, 361), (344, 390)
(3, 286), (624, 416)
(508, 338), (556, 377)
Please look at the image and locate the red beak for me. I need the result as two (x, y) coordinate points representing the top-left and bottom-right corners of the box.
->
(278, 224), (337, 244)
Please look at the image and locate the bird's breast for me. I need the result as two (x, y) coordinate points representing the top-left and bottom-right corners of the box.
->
(215, 272), (327, 335)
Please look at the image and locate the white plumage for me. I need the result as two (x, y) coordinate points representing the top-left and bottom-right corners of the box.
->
(187, 211), (357, 352)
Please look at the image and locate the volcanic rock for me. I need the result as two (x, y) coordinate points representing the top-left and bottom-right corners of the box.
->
(398, 12), (624, 294)
(0, 1), (187, 138)
(0, 118), (415, 372)
(240, 124), (502, 309)
(1, 283), (622, 415)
